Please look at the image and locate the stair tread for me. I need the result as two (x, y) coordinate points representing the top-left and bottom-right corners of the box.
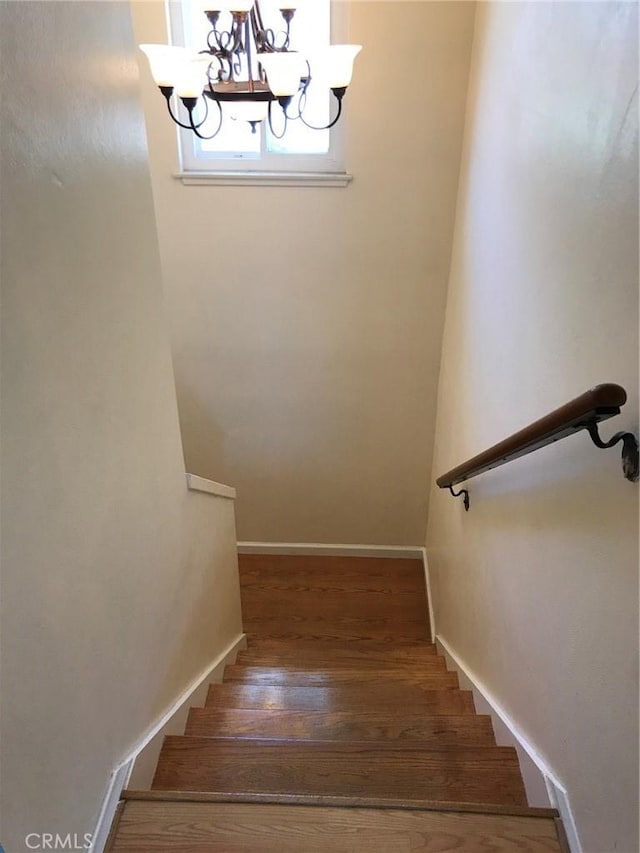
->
(223, 664), (458, 688)
(186, 708), (495, 744)
(111, 800), (563, 852)
(205, 683), (476, 713)
(151, 737), (528, 806)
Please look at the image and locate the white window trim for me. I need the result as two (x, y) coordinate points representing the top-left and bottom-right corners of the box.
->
(167, 0), (353, 187)
(174, 170), (353, 187)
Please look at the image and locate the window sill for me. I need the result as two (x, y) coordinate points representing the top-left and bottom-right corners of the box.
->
(174, 170), (353, 188)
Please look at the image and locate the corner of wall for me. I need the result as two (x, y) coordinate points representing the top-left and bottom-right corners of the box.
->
(434, 632), (583, 853)
(90, 633), (246, 853)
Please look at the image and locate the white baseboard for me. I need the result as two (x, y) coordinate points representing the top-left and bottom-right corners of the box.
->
(237, 541), (425, 559)
(419, 547), (436, 640)
(90, 632), (246, 853)
(436, 635), (582, 853)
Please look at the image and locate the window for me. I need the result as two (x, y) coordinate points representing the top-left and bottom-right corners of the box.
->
(167, 0), (351, 184)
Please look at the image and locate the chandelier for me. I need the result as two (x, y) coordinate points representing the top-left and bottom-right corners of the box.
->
(140, 2), (362, 140)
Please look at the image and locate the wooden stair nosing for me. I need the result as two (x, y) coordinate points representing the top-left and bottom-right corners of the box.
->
(122, 787), (560, 818)
(245, 637), (437, 653)
(205, 683), (476, 713)
(185, 707), (496, 745)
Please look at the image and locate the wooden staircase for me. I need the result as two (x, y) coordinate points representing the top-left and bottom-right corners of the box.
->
(108, 555), (568, 851)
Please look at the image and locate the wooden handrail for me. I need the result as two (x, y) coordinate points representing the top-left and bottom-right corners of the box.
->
(437, 384), (638, 509)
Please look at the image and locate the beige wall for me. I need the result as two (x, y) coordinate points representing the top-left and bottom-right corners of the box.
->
(426, 3), (638, 852)
(133, 1), (476, 545)
(0, 3), (242, 849)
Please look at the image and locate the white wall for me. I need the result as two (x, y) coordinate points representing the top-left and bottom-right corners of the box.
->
(426, 3), (638, 852)
(0, 3), (243, 849)
(133, 1), (476, 545)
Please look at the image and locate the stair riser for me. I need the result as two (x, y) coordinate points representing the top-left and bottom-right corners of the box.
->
(241, 590), (428, 621)
(243, 622), (431, 642)
(239, 555), (426, 590)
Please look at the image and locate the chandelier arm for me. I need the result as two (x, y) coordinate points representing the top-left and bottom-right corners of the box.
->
(251, 4), (267, 52)
(252, 1), (290, 52)
(230, 18), (245, 83)
(160, 88), (207, 131)
(214, 54), (234, 84)
(281, 18), (291, 50)
(267, 100), (289, 139)
(284, 86), (305, 121)
(206, 28), (223, 54)
(263, 28), (276, 50)
(299, 90), (344, 131)
(205, 11), (223, 52)
(287, 67), (311, 121)
(205, 55), (226, 86)
(186, 98), (223, 140)
(232, 14), (246, 55)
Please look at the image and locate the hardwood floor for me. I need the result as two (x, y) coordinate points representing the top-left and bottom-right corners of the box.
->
(110, 554), (566, 851)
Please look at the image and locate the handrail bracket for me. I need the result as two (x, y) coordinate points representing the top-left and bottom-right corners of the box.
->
(448, 484), (470, 512)
(586, 424), (639, 483)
